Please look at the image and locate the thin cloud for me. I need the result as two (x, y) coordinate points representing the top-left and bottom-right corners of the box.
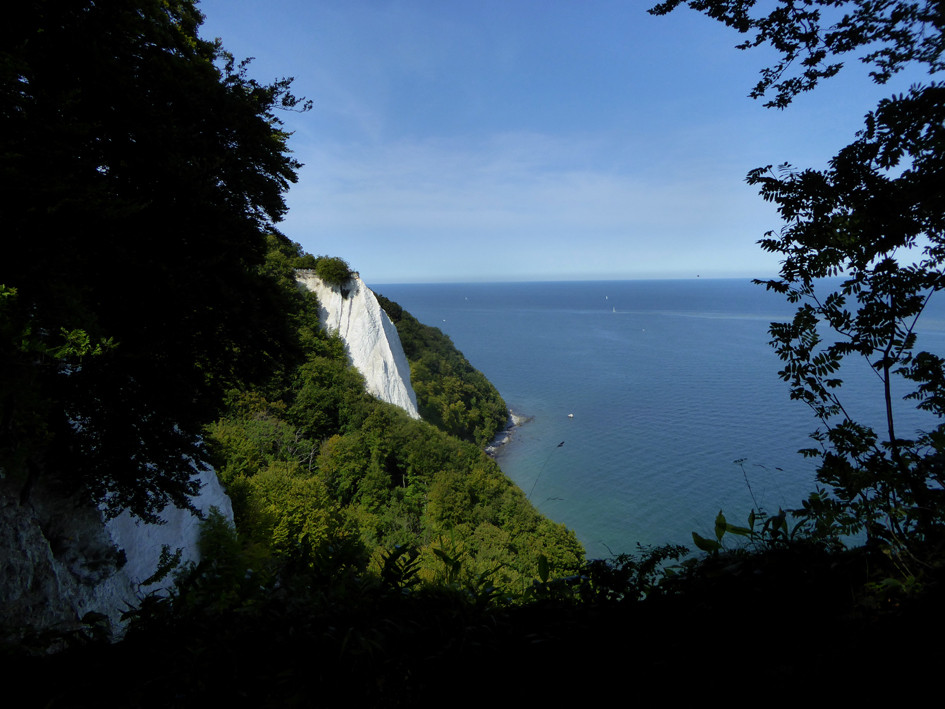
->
(280, 133), (781, 281)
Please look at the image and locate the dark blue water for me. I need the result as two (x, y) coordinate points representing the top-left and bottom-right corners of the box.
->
(372, 279), (945, 558)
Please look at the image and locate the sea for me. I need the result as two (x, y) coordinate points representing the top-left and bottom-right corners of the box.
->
(371, 279), (945, 559)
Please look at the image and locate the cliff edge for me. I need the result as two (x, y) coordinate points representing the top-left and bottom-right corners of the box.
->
(295, 270), (421, 420)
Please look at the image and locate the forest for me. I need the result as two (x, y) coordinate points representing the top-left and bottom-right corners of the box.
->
(2, 0), (945, 704)
(205, 238), (583, 590)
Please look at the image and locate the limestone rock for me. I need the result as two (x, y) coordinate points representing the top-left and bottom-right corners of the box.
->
(105, 461), (233, 595)
(1, 462), (233, 645)
(296, 270), (421, 419)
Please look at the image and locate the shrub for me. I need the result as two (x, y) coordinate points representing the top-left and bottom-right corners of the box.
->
(314, 256), (353, 287)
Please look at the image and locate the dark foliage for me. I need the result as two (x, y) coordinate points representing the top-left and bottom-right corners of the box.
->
(649, 0), (945, 107)
(748, 84), (945, 560)
(0, 1), (306, 519)
(9, 537), (944, 705)
(653, 0), (945, 582)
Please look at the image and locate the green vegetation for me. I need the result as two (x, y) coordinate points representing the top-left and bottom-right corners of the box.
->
(204, 236), (583, 592)
(377, 294), (510, 447)
(651, 0), (945, 590)
(312, 255), (354, 287)
(2, 0), (581, 616)
(1, 0), (307, 521)
(6, 1), (945, 703)
(1, 0), (581, 627)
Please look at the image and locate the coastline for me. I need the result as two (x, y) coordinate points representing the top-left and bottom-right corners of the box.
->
(485, 409), (531, 457)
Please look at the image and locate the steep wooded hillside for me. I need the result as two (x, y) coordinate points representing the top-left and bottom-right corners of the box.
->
(204, 237), (583, 592)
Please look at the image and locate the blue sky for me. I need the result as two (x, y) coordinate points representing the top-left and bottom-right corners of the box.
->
(197, 0), (926, 283)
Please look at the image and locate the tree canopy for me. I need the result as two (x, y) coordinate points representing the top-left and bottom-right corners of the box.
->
(313, 256), (354, 288)
(376, 293), (509, 448)
(0, 0), (307, 519)
(652, 1), (945, 569)
(203, 237), (583, 590)
(649, 0), (945, 107)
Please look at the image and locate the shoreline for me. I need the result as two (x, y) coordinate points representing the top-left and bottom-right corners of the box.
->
(485, 409), (531, 457)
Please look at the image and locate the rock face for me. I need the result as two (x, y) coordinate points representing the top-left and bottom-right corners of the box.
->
(0, 462), (233, 643)
(105, 461), (233, 596)
(296, 270), (421, 419)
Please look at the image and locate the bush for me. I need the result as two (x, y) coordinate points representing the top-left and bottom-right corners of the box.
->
(314, 256), (353, 287)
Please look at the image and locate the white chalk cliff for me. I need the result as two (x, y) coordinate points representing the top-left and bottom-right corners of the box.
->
(0, 462), (233, 642)
(2, 269), (414, 644)
(295, 270), (420, 420)
(105, 461), (233, 595)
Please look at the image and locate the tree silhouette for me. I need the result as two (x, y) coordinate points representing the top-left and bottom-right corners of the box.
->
(651, 1), (945, 566)
(1, 0), (307, 519)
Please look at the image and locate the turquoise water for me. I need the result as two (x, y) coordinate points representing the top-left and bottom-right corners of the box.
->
(372, 279), (945, 558)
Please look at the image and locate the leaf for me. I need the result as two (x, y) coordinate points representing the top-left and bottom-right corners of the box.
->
(432, 547), (454, 566)
(714, 510), (727, 542)
(725, 523), (753, 537)
(537, 553), (550, 583)
(692, 532), (722, 553)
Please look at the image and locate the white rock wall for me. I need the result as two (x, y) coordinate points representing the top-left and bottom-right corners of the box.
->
(296, 270), (421, 419)
(1, 462), (233, 642)
(2, 266), (417, 644)
(105, 462), (234, 594)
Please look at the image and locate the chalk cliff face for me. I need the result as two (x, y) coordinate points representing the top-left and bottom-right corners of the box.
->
(105, 461), (233, 594)
(296, 270), (421, 419)
(0, 462), (233, 642)
(3, 269), (416, 644)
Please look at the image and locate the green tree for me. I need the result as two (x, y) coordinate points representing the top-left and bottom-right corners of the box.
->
(376, 293), (509, 447)
(651, 2), (945, 567)
(0, 0), (307, 520)
(314, 256), (354, 287)
(650, 1), (944, 108)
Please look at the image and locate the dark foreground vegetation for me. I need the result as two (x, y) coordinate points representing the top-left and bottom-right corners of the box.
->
(7, 536), (945, 705)
(4, 0), (945, 704)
